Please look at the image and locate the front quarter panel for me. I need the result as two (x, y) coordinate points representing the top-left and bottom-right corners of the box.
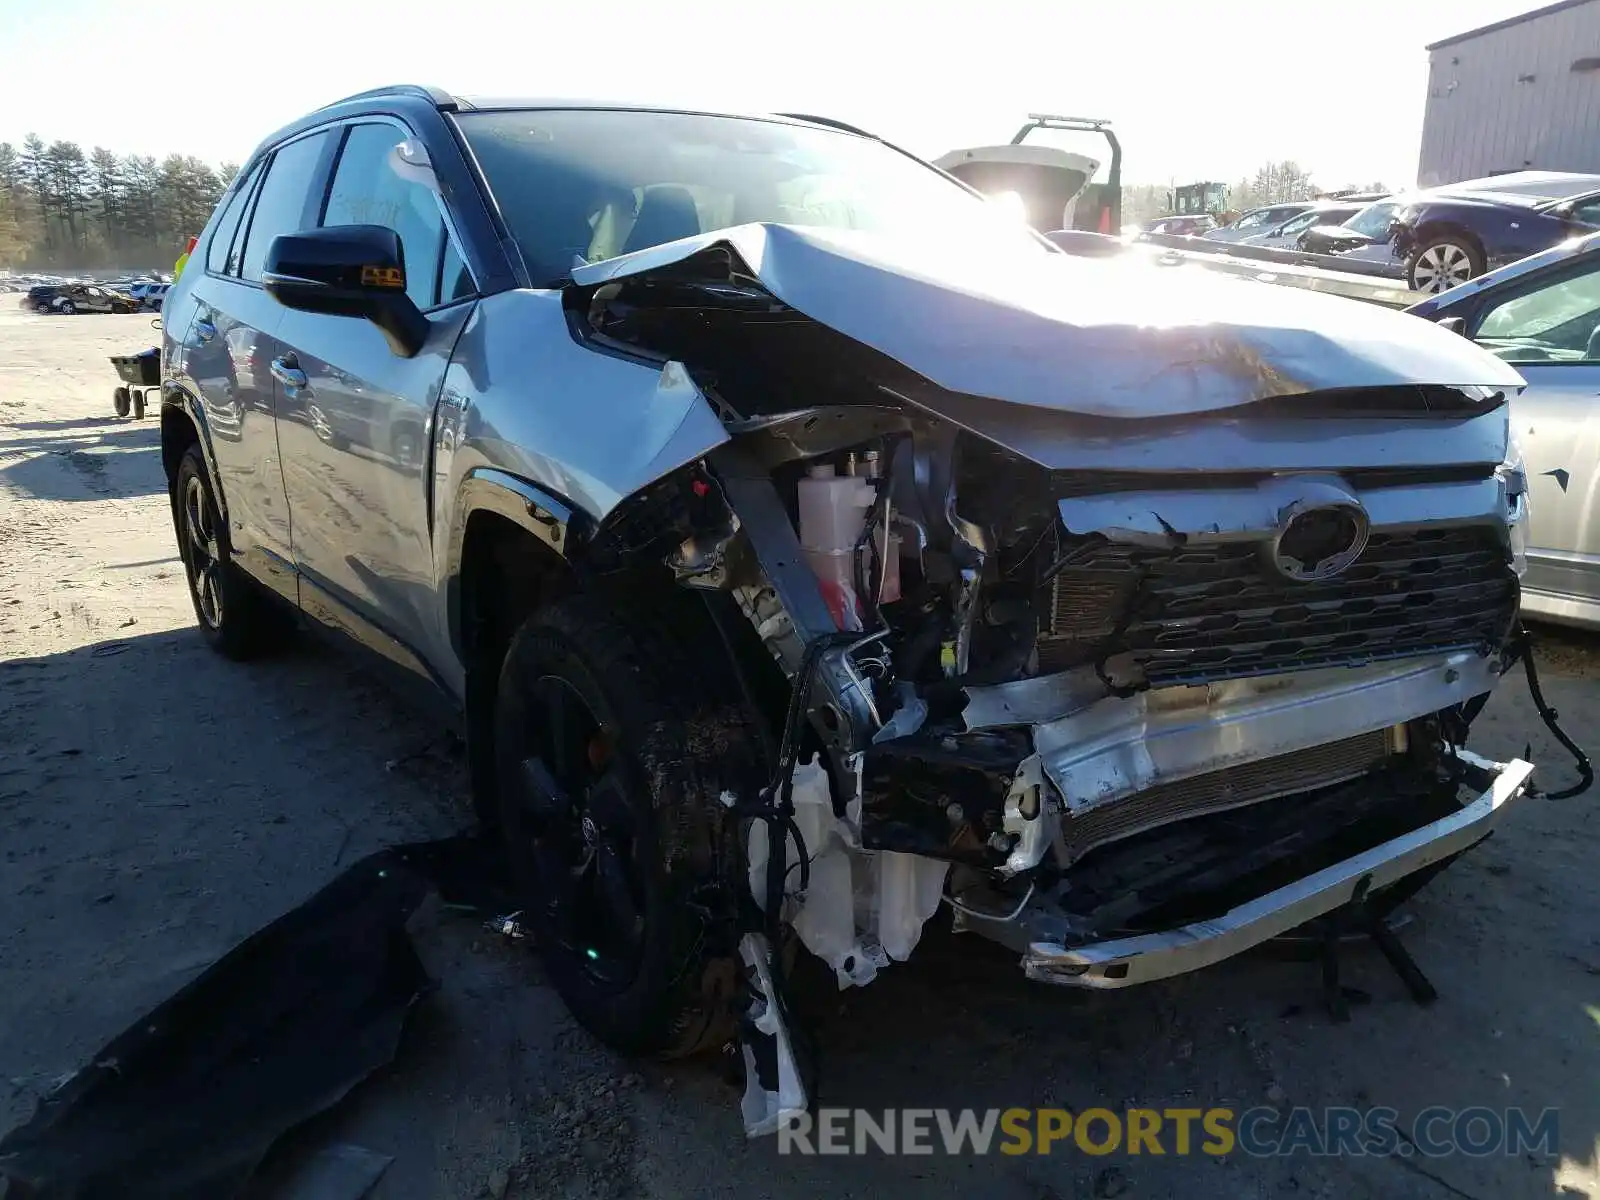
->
(430, 289), (731, 676)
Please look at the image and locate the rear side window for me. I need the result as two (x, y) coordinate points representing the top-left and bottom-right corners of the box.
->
(321, 122), (453, 310)
(206, 164), (260, 274)
(238, 131), (332, 282)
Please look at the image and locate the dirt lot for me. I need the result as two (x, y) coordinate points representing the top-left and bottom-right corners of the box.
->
(1, 306), (1597, 1200)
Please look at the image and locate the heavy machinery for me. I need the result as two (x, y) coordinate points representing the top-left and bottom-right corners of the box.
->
(1168, 180), (1230, 217)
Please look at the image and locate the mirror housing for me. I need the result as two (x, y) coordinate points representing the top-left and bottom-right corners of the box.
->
(1436, 316), (1467, 336)
(262, 225), (427, 357)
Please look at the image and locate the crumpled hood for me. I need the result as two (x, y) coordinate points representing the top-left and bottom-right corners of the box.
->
(571, 223), (1524, 419)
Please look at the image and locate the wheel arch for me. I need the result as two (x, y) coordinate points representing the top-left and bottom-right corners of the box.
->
(159, 385), (226, 524)
(449, 470), (586, 830)
(446, 468), (583, 666)
(1411, 218), (1487, 264)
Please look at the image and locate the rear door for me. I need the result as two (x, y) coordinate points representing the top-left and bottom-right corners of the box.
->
(1468, 255), (1600, 620)
(267, 118), (476, 667)
(177, 130), (335, 598)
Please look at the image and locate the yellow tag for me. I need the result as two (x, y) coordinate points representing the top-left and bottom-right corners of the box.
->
(360, 265), (405, 289)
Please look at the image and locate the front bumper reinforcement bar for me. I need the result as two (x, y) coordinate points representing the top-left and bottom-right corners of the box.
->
(1016, 750), (1533, 988)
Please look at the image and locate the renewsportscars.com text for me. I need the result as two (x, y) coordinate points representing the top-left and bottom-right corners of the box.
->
(777, 1106), (1559, 1158)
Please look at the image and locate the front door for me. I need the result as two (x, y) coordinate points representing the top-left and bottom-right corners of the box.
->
(269, 119), (476, 665)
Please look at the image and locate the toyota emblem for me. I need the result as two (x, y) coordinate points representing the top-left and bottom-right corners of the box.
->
(1270, 500), (1370, 582)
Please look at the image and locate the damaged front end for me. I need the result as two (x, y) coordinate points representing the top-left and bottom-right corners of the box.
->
(567, 224), (1534, 1130)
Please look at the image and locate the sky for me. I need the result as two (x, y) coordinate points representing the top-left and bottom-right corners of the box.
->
(0, 0), (1549, 189)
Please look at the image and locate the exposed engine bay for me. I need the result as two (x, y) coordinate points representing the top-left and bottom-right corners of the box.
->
(563, 226), (1555, 1135)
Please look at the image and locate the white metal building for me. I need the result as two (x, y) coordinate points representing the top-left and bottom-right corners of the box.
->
(1418, 0), (1600, 187)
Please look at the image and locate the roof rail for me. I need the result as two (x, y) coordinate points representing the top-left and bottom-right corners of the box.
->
(321, 84), (460, 112)
(776, 112), (876, 138)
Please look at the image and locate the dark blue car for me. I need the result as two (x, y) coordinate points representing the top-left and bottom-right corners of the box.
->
(1302, 172), (1600, 293)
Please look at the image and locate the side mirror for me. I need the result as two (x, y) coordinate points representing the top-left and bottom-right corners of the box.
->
(1436, 316), (1467, 336)
(262, 225), (427, 358)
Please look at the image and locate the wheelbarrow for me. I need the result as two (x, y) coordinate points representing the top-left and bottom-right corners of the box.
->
(109, 347), (160, 419)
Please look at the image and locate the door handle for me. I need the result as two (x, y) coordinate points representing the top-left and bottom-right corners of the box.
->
(194, 318), (216, 343)
(270, 355), (307, 390)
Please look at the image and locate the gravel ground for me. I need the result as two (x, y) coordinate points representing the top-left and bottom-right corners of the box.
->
(1, 307), (1596, 1199)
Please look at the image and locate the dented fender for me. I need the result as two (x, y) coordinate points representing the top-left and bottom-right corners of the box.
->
(436, 290), (728, 532)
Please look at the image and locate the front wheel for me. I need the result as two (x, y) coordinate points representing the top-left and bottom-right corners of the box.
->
(492, 597), (761, 1058)
(173, 444), (290, 659)
(113, 387), (130, 417)
(56, 299), (76, 315)
(1407, 237), (1484, 293)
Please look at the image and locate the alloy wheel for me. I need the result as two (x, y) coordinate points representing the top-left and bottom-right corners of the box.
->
(182, 475), (224, 629)
(504, 674), (646, 987)
(1411, 243), (1475, 293)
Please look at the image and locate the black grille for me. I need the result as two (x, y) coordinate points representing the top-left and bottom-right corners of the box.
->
(1039, 526), (1517, 685)
(1047, 464), (1493, 500)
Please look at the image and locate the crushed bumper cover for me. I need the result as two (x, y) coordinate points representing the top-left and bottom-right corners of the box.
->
(976, 750), (1532, 988)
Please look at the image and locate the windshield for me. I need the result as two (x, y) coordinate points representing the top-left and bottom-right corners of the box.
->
(456, 109), (1048, 286)
(1342, 201), (1399, 238)
(1278, 210), (1324, 235)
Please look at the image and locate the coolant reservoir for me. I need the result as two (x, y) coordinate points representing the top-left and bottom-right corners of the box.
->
(798, 464), (877, 630)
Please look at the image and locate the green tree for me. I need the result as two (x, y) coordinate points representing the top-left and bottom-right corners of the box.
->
(88, 146), (124, 256)
(0, 134), (228, 269)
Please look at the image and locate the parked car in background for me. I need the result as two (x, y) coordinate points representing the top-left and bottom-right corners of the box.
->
(1302, 174), (1600, 293)
(21, 284), (64, 311)
(1242, 200), (1372, 250)
(1397, 173), (1600, 293)
(1200, 202), (1316, 243)
(1410, 229), (1600, 628)
(128, 281), (171, 310)
(33, 283), (142, 314)
(1299, 198), (1404, 258)
(1139, 213), (1217, 236)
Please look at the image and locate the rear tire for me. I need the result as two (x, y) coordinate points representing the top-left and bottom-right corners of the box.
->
(173, 444), (291, 659)
(113, 387), (130, 417)
(131, 390), (146, 420)
(493, 595), (762, 1059)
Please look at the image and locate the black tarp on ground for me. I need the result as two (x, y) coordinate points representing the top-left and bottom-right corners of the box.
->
(0, 850), (433, 1200)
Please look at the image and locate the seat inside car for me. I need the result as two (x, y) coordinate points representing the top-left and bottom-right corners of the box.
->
(622, 185), (702, 255)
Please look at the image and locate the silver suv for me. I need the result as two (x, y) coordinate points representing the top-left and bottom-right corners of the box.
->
(159, 85), (1534, 1132)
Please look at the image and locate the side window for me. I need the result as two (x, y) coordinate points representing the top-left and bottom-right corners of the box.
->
(1235, 209), (1270, 229)
(322, 123), (459, 310)
(238, 131), (332, 282)
(438, 238), (474, 304)
(224, 175), (260, 276)
(206, 163), (259, 274)
(1568, 198), (1600, 227)
(1474, 263), (1600, 362)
